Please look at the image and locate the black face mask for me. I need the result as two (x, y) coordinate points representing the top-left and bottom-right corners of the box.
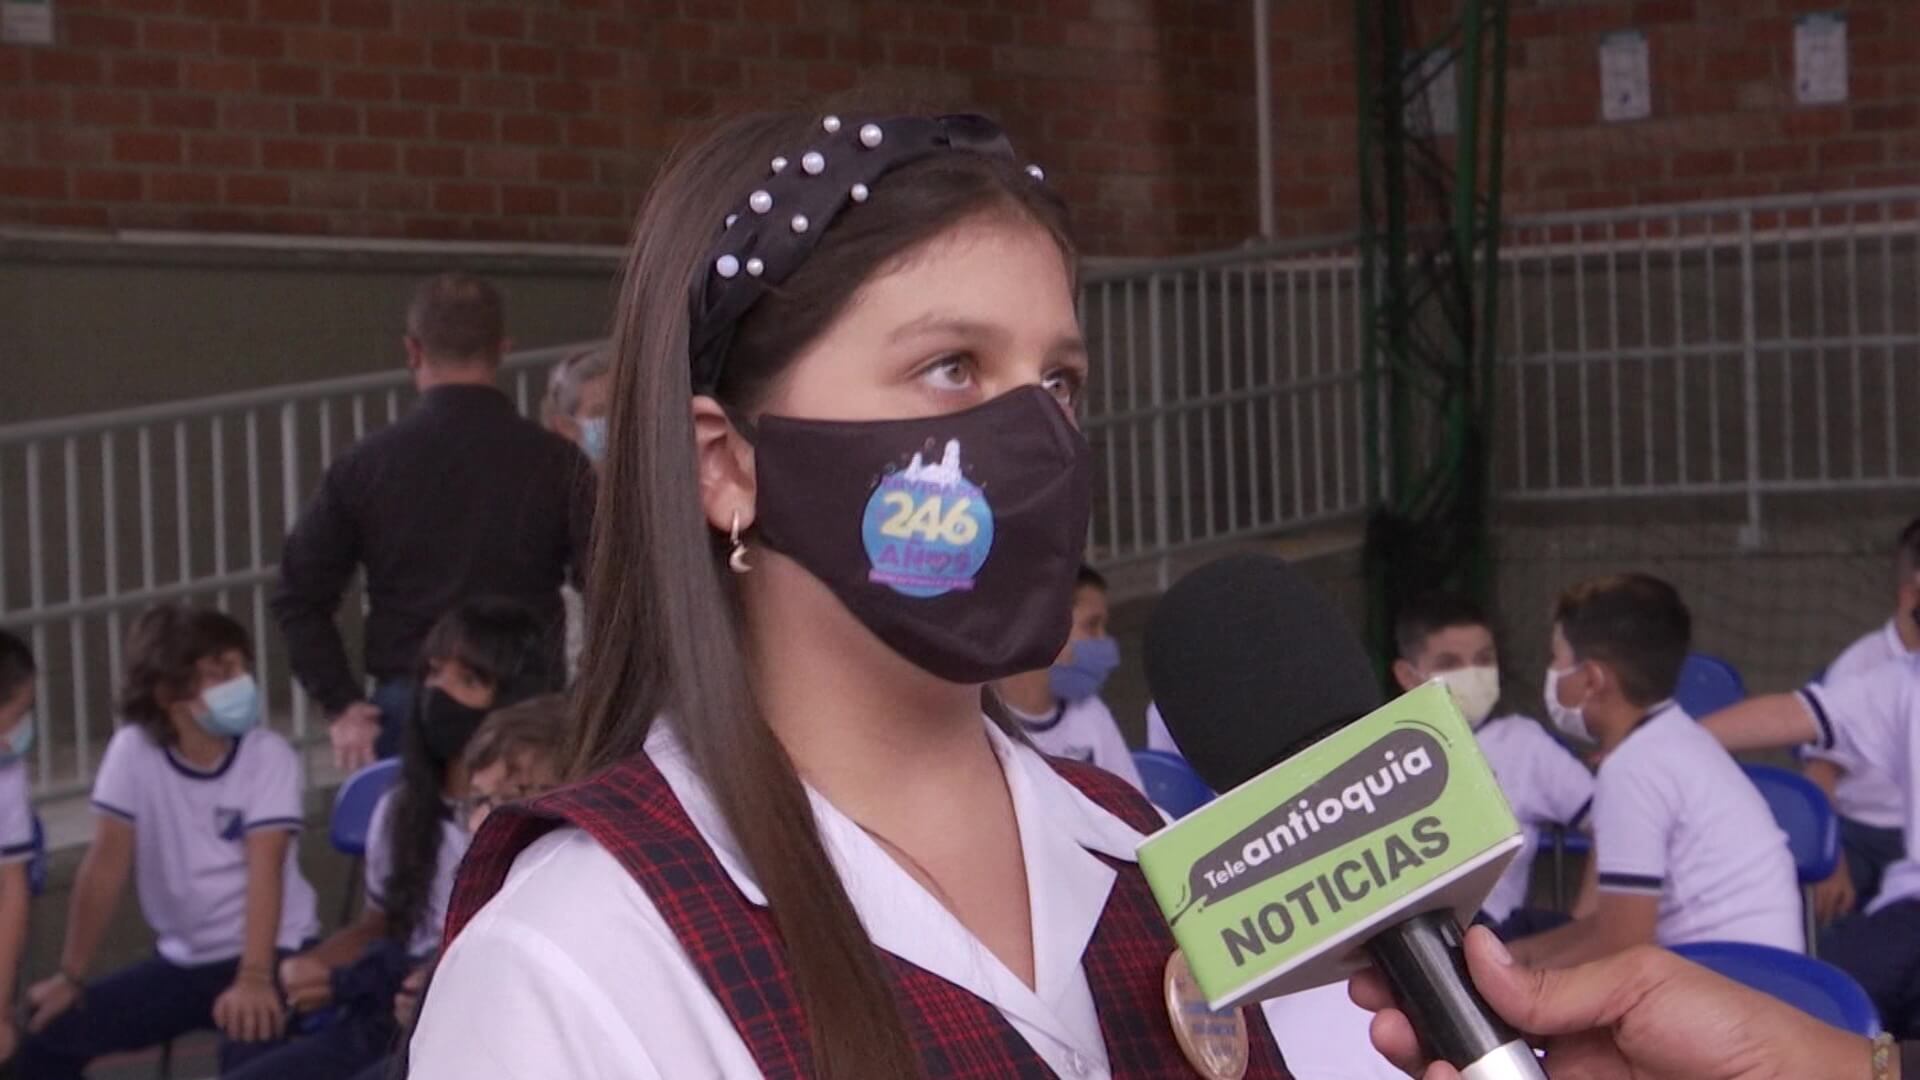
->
(419, 688), (488, 766)
(750, 385), (1093, 685)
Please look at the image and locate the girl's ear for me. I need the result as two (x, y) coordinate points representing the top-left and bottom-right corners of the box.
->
(691, 396), (757, 538)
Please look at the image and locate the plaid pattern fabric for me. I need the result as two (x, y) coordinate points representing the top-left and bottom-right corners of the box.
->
(1049, 759), (1294, 1079)
(446, 752), (1294, 1078)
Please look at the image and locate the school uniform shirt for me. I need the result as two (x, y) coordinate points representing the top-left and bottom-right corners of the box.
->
(363, 789), (471, 959)
(1803, 619), (1913, 830)
(411, 719), (1176, 1079)
(1145, 702), (1177, 755)
(1259, 984), (1406, 1080)
(1590, 703), (1802, 952)
(0, 757), (34, 868)
(1009, 696), (1146, 793)
(90, 726), (321, 966)
(1474, 714), (1595, 922)
(1801, 654), (1920, 912)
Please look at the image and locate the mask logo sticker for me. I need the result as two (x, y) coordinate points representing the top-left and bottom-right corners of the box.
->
(862, 439), (996, 598)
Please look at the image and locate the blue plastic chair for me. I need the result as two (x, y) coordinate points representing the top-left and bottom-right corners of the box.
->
(1742, 763), (1840, 952)
(331, 758), (403, 923)
(1132, 750), (1213, 819)
(1676, 652), (1746, 719)
(26, 815), (45, 897)
(1673, 941), (1879, 1036)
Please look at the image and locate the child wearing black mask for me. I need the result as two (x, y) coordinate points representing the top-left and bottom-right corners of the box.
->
(224, 599), (555, 1080)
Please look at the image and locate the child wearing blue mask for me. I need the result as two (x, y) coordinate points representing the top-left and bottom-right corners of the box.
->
(543, 346), (611, 678)
(18, 607), (319, 1078)
(0, 631), (39, 1067)
(993, 566), (1143, 791)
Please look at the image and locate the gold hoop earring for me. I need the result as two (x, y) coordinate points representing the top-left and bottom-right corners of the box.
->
(729, 510), (752, 574)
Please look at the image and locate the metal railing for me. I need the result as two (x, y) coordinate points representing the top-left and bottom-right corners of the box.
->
(0, 346), (578, 798)
(1078, 236), (1372, 575)
(1496, 186), (1920, 530)
(9, 185), (1913, 797)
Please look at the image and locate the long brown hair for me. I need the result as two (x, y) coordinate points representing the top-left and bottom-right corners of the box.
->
(570, 111), (1074, 1079)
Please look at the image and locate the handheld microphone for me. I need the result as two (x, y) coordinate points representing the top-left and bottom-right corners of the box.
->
(1138, 554), (1543, 1080)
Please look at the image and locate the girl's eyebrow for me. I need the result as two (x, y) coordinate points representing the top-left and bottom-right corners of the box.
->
(887, 312), (1088, 364)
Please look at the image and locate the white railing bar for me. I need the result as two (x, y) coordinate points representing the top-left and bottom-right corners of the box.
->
(6, 568), (278, 628)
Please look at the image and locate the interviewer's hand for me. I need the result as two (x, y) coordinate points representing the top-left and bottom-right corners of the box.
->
(1348, 926), (1873, 1080)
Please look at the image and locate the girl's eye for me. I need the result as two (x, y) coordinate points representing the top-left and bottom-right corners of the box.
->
(919, 355), (975, 392)
(1041, 367), (1083, 406)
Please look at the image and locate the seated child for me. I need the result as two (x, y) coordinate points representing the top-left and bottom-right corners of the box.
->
(351, 691), (574, 1080)
(222, 599), (559, 1080)
(1798, 515), (1919, 918)
(1705, 617), (1920, 1035)
(993, 565), (1143, 791)
(1512, 574), (1800, 967)
(19, 608), (320, 1078)
(1389, 592), (1594, 938)
(0, 631), (40, 1066)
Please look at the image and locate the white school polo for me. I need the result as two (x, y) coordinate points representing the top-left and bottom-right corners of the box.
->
(0, 758), (34, 867)
(1801, 654), (1920, 910)
(1145, 702), (1178, 755)
(1590, 703), (1802, 951)
(91, 726), (321, 966)
(1474, 714), (1595, 922)
(410, 718), (1233, 1080)
(363, 789), (471, 959)
(1260, 983), (1408, 1080)
(1802, 619), (1912, 830)
(1009, 696), (1145, 793)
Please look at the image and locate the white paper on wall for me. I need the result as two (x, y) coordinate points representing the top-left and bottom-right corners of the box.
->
(1405, 50), (1459, 137)
(1794, 12), (1848, 105)
(1599, 30), (1651, 122)
(1, 0), (53, 45)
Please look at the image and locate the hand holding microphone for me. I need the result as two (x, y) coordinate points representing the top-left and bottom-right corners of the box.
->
(1352, 926), (1878, 1080)
(1140, 555), (1542, 1078)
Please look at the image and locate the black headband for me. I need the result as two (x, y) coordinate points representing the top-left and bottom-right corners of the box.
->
(686, 113), (1044, 395)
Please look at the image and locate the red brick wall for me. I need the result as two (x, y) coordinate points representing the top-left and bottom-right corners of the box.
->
(1268, 0), (1918, 237)
(0, 0), (1258, 256)
(2, 0), (1913, 257)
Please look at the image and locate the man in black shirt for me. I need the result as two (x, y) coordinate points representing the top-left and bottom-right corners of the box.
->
(272, 273), (594, 769)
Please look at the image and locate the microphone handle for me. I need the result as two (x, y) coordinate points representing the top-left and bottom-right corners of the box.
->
(1364, 911), (1547, 1080)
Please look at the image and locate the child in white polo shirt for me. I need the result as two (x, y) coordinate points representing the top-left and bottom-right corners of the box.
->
(18, 607), (319, 1078)
(1800, 516), (1920, 919)
(994, 566), (1144, 792)
(1705, 621), (1920, 1035)
(1512, 574), (1800, 967)
(1388, 592), (1594, 939)
(0, 631), (41, 1065)
(227, 599), (561, 1080)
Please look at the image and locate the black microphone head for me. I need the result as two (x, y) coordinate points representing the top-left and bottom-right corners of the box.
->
(1144, 553), (1382, 792)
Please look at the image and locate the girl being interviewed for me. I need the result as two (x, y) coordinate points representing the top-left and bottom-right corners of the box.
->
(410, 110), (1295, 1079)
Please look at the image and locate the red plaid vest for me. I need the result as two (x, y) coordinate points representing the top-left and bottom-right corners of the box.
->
(446, 751), (1295, 1079)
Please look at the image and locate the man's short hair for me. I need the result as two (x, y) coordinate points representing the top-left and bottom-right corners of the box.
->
(1553, 574), (1692, 708)
(406, 273), (505, 364)
(1076, 564), (1107, 592)
(1394, 591), (1490, 662)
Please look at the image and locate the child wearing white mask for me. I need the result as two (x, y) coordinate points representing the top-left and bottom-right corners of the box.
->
(1390, 592), (1593, 938)
(18, 607), (318, 1078)
(1515, 574), (1799, 967)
